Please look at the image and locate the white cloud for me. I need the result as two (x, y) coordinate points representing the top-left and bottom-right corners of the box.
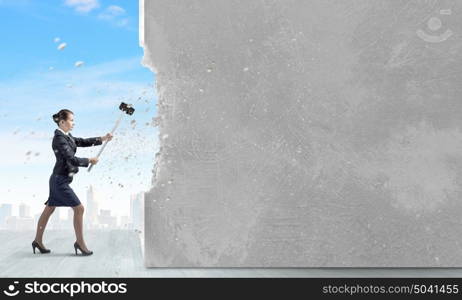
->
(57, 42), (67, 50)
(98, 5), (129, 27)
(98, 5), (124, 19)
(107, 5), (125, 16)
(64, 0), (100, 13)
(0, 57), (156, 130)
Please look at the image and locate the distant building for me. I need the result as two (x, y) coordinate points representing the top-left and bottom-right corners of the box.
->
(129, 192), (144, 232)
(0, 204), (13, 228)
(47, 213), (60, 230)
(19, 203), (31, 218)
(33, 213), (41, 226)
(98, 209), (117, 228)
(86, 185), (100, 229)
(5, 216), (18, 230)
(5, 215), (34, 231)
(119, 215), (130, 229)
(60, 208), (74, 230)
(67, 208), (73, 221)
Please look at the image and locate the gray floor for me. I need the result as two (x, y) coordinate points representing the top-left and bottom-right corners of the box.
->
(1, 230), (462, 277)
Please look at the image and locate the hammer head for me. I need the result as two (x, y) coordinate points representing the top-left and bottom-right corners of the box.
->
(119, 102), (135, 115)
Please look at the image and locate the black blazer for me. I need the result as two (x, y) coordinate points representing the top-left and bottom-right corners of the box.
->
(52, 129), (102, 176)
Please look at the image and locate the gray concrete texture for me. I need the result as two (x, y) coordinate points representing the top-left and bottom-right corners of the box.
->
(5, 230), (462, 277)
(142, 0), (462, 267)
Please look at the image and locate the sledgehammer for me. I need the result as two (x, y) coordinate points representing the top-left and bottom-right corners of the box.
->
(88, 102), (135, 172)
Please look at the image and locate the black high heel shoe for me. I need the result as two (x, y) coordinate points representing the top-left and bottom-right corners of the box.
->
(74, 241), (93, 256)
(32, 240), (51, 254)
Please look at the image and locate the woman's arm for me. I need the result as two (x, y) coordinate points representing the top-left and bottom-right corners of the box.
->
(55, 135), (90, 167)
(73, 136), (103, 147)
(73, 133), (112, 147)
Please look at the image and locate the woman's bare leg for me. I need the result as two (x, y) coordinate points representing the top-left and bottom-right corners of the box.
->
(72, 204), (90, 251)
(34, 205), (56, 248)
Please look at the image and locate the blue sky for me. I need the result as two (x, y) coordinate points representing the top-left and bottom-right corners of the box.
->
(0, 0), (142, 79)
(0, 0), (158, 218)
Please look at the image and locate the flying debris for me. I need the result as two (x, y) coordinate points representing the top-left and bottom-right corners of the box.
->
(54, 37), (60, 43)
(74, 61), (84, 67)
(57, 43), (67, 50)
(151, 116), (160, 127)
(87, 101), (136, 172)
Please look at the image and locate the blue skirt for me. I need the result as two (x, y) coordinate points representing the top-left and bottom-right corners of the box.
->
(44, 174), (81, 207)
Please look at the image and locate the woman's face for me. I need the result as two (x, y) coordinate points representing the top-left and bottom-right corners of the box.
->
(59, 113), (74, 132)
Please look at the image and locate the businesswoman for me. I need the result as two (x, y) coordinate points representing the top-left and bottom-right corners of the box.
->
(32, 109), (113, 256)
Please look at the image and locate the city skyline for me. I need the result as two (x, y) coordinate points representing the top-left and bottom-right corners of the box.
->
(0, 185), (144, 231)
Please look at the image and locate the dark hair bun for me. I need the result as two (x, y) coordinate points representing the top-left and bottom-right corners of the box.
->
(52, 109), (73, 125)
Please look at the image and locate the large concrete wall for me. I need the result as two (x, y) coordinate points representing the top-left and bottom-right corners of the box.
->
(142, 0), (462, 267)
